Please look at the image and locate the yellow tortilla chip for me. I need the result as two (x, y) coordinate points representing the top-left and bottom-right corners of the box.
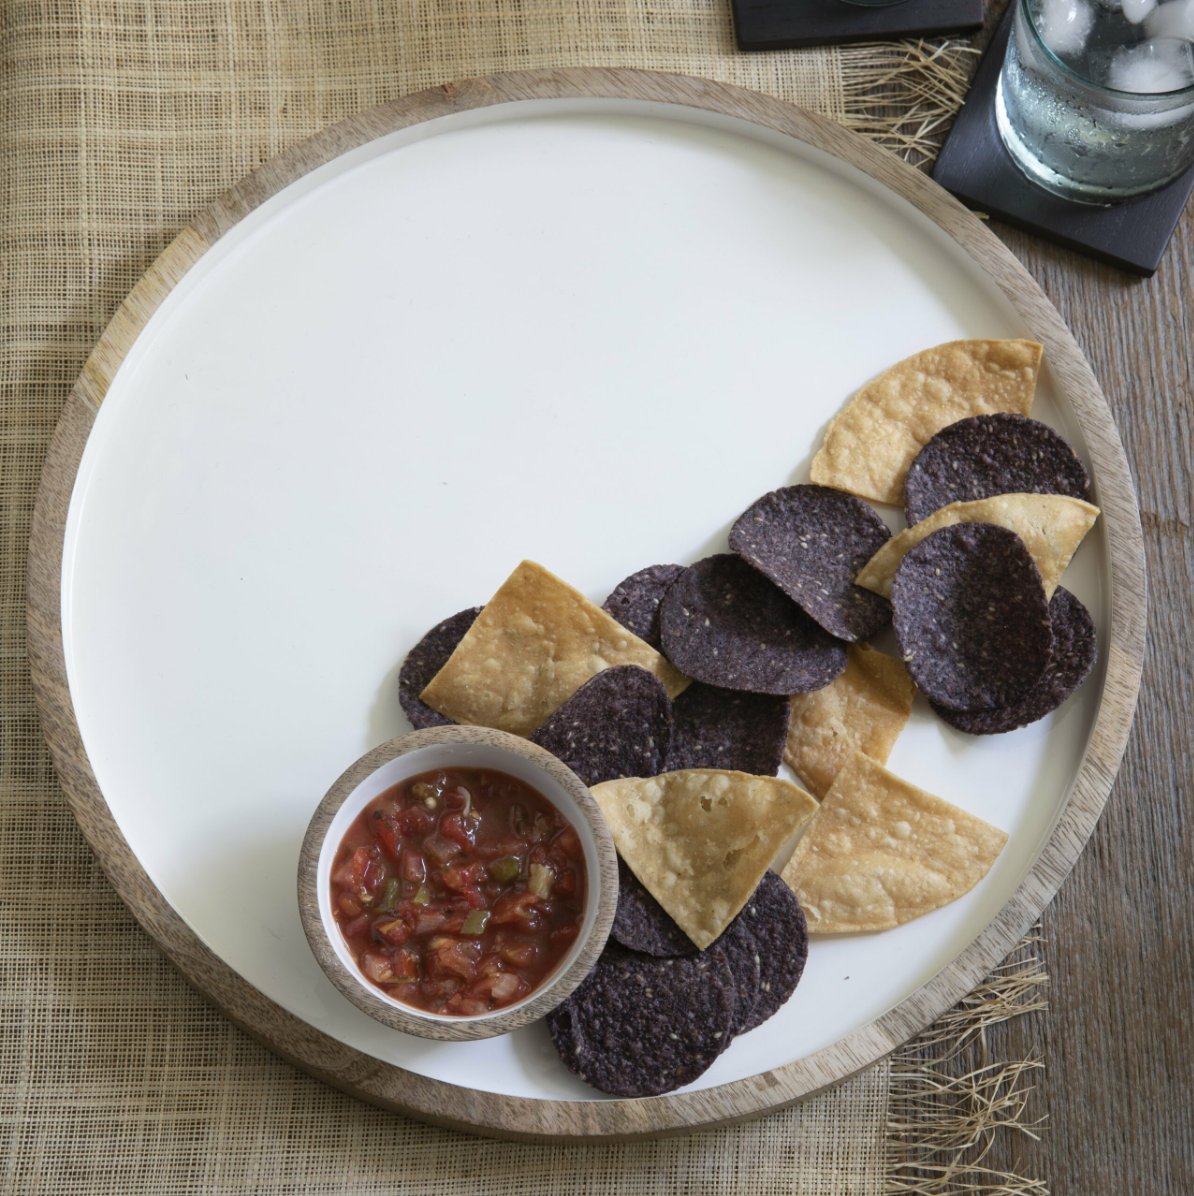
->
(781, 753), (1007, 934)
(592, 770), (818, 949)
(420, 560), (689, 736)
(810, 340), (1043, 505)
(855, 493), (1099, 601)
(785, 644), (914, 800)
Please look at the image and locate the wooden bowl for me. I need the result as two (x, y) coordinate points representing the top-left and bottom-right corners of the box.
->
(297, 725), (618, 1041)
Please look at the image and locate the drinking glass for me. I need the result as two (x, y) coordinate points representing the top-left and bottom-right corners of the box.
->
(996, 0), (1194, 201)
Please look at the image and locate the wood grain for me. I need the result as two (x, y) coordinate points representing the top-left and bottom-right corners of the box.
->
(296, 725), (619, 1042)
(24, 68), (1147, 1141)
(948, 213), (1193, 1196)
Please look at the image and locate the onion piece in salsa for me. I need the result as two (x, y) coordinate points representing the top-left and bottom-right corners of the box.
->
(329, 767), (587, 1016)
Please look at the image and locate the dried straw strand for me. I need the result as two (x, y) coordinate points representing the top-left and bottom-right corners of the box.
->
(885, 931), (1050, 1195)
(839, 39), (983, 166)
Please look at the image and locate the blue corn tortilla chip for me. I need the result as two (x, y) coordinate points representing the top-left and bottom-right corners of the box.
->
(731, 871), (808, 1034)
(711, 913), (762, 1037)
(602, 564), (686, 649)
(547, 942), (736, 1096)
(529, 666), (673, 786)
(904, 413), (1092, 525)
(610, 858), (804, 1033)
(605, 865), (804, 1063)
(933, 586), (1096, 734)
(665, 682), (789, 776)
(660, 554), (848, 696)
(397, 607), (481, 729)
(730, 484), (892, 642)
(611, 857), (698, 957)
(892, 522), (1053, 712)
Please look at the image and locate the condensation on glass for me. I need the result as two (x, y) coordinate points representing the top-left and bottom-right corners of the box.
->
(997, 0), (1194, 201)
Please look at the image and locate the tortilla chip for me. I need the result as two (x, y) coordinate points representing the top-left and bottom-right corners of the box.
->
(781, 753), (1007, 933)
(591, 770), (818, 949)
(420, 560), (689, 736)
(810, 340), (1043, 505)
(785, 644), (914, 800)
(855, 493), (1099, 601)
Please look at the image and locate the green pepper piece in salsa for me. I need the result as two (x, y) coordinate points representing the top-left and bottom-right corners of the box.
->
(488, 855), (521, 884)
(460, 909), (491, 936)
(377, 878), (400, 911)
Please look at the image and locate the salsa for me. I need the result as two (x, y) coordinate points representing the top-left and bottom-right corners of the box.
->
(329, 767), (587, 1016)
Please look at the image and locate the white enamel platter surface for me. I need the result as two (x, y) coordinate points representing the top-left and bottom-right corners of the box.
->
(35, 71), (1144, 1139)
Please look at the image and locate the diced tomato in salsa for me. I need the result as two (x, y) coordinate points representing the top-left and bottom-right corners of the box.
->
(329, 767), (587, 1015)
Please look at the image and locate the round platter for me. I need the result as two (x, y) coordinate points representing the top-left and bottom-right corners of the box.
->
(27, 68), (1146, 1140)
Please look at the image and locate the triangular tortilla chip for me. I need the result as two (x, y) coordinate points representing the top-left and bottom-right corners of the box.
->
(810, 340), (1043, 505)
(421, 560), (689, 736)
(785, 644), (914, 800)
(592, 770), (818, 949)
(781, 753), (1007, 934)
(855, 493), (1099, 601)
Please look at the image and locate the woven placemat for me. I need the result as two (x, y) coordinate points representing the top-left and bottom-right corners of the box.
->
(0, 3), (1044, 1193)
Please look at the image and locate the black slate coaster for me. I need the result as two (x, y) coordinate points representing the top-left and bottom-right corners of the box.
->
(932, 5), (1194, 276)
(731, 0), (984, 50)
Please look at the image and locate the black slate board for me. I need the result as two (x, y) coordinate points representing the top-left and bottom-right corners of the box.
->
(731, 0), (983, 51)
(931, 5), (1194, 277)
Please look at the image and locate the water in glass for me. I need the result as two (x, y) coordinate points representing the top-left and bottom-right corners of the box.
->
(997, 0), (1194, 200)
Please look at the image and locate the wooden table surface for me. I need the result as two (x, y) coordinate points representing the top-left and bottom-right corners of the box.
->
(969, 208), (1193, 1193)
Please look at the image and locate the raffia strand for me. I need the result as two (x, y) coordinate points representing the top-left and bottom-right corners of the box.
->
(885, 932), (1050, 1195)
(839, 39), (983, 165)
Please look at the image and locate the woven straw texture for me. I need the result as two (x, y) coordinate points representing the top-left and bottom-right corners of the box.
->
(0, 3), (1040, 1194)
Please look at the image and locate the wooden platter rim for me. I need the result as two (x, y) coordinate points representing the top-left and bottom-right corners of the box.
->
(26, 66), (1147, 1142)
